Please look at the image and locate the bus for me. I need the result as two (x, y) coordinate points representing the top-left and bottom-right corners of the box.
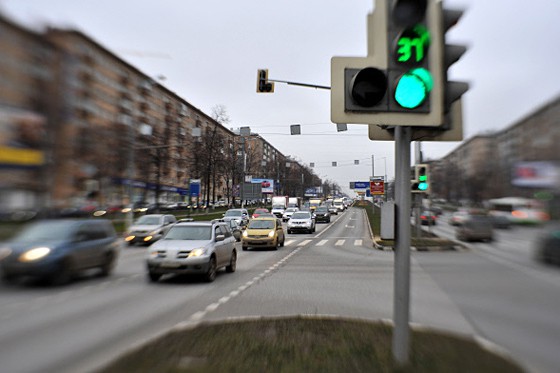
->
(487, 197), (549, 224)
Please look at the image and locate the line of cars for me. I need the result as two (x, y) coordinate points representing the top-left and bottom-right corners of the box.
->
(0, 203), (340, 286)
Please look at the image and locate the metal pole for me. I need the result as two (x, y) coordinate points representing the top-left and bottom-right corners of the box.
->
(125, 124), (135, 231)
(241, 136), (246, 208)
(414, 142), (422, 238)
(372, 154), (375, 178)
(393, 126), (412, 365)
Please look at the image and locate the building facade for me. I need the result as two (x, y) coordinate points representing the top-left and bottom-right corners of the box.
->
(432, 95), (560, 204)
(0, 13), (323, 214)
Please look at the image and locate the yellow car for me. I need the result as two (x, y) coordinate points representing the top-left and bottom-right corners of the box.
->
(242, 217), (285, 250)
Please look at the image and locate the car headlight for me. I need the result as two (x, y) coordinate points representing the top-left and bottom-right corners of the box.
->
(242, 231), (248, 238)
(19, 247), (51, 262)
(188, 248), (206, 257)
(148, 250), (160, 259)
(268, 231), (275, 238)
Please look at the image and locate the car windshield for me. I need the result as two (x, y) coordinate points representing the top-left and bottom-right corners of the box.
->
(291, 212), (311, 219)
(164, 226), (212, 240)
(285, 208), (297, 213)
(12, 220), (75, 242)
(315, 207), (328, 212)
(224, 210), (242, 217)
(248, 220), (275, 229)
(135, 216), (161, 225)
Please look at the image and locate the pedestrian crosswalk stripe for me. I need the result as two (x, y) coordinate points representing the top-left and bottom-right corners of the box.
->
(298, 240), (312, 246)
(355, 240), (362, 246)
(317, 240), (328, 246)
(335, 240), (344, 246)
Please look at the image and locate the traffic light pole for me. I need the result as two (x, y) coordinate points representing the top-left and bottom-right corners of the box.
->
(268, 78), (331, 90)
(393, 126), (412, 365)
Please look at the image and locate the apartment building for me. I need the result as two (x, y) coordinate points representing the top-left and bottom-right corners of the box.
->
(0, 14), (56, 213)
(0, 14), (239, 211)
(433, 95), (560, 203)
(0, 12), (326, 215)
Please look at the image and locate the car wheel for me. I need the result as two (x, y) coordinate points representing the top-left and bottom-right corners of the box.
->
(226, 250), (237, 273)
(280, 236), (285, 247)
(1, 273), (17, 284)
(49, 258), (73, 285)
(99, 252), (115, 277)
(204, 256), (217, 282)
(242, 246), (248, 251)
(287, 230), (291, 234)
(148, 271), (161, 282)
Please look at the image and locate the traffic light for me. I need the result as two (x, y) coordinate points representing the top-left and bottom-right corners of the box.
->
(331, 0), (447, 128)
(256, 69), (274, 93)
(387, 0), (431, 113)
(440, 7), (469, 130)
(411, 164), (430, 193)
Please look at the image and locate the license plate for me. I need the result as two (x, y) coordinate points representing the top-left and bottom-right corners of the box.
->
(161, 261), (180, 268)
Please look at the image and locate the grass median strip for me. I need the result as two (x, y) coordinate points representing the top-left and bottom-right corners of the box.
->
(98, 317), (523, 373)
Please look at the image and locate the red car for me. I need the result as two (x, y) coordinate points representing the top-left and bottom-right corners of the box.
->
(420, 210), (437, 225)
(251, 208), (270, 219)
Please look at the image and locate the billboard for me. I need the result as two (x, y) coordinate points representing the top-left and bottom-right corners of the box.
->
(512, 162), (560, 188)
(251, 178), (274, 194)
(0, 109), (46, 168)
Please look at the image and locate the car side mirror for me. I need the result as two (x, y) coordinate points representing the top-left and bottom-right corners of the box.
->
(215, 234), (225, 242)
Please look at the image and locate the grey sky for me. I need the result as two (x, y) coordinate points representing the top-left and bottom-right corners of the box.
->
(2, 0), (559, 194)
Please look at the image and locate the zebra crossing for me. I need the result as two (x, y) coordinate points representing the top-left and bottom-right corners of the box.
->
(283, 238), (365, 248)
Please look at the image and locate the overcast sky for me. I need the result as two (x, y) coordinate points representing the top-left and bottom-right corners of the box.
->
(2, 0), (559, 194)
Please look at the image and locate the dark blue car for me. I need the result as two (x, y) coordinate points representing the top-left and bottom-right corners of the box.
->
(0, 219), (119, 285)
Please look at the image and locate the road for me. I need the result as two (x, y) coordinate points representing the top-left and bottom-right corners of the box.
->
(0, 208), (559, 373)
(414, 213), (560, 373)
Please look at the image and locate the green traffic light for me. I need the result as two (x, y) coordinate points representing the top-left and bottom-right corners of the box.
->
(394, 67), (433, 109)
(418, 182), (429, 191)
(396, 25), (430, 64)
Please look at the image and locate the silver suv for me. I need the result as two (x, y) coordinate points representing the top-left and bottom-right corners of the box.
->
(146, 220), (237, 282)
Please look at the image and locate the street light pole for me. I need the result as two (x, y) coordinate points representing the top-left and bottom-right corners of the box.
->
(125, 123), (136, 232)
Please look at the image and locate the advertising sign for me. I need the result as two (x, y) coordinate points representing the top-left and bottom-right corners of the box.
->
(512, 161), (560, 188)
(0, 109), (46, 168)
(354, 181), (370, 189)
(189, 179), (201, 197)
(251, 178), (274, 194)
(370, 182), (385, 195)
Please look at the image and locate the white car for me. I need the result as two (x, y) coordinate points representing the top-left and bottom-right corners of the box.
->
(282, 207), (299, 222)
(287, 211), (316, 234)
(125, 214), (177, 246)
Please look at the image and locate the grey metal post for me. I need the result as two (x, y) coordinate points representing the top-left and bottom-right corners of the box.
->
(414, 142), (422, 237)
(393, 126), (412, 365)
(241, 136), (246, 208)
(125, 123), (135, 232)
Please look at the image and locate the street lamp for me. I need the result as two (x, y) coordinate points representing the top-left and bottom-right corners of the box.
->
(238, 127), (250, 207)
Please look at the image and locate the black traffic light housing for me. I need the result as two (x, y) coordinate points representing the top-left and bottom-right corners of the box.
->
(411, 164), (430, 193)
(257, 69), (274, 93)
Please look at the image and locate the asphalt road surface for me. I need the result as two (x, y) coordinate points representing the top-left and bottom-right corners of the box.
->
(0, 208), (559, 373)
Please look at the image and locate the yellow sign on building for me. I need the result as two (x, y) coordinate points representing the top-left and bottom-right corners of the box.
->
(0, 146), (44, 166)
